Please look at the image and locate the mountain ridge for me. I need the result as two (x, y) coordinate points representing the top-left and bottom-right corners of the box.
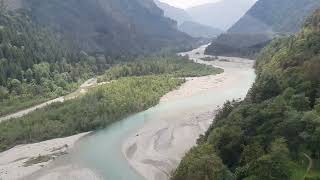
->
(154, 0), (192, 25)
(228, 0), (320, 34)
(205, 0), (320, 58)
(179, 21), (223, 38)
(4, 0), (193, 55)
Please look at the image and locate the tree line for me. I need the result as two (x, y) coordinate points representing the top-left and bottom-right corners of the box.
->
(98, 55), (223, 82)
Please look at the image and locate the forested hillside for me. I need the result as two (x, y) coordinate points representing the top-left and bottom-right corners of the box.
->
(206, 0), (320, 59)
(0, 10), (111, 116)
(205, 33), (271, 59)
(21, 0), (192, 55)
(173, 9), (320, 180)
(98, 56), (223, 82)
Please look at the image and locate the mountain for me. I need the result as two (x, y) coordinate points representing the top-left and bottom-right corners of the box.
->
(2, 0), (22, 10)
(8, 0), (192, 55)
(0, 0), (195, 117)
(187, 0), (256, 31)
(173, 9), (320, 180)
(228, 0), (320, 34)
(205, 33), (272, 58)
(153, 1), (222, 38)
(179, 21), (223, 38)
(154, 0), (192, 25)
(205, 0), (320, 58)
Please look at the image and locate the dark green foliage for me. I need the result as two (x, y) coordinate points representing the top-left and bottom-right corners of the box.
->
(173, 10), (320, 180)
(0, 76), (184, 152)
(98, 55), (223, 82)
(172, 144), (234, 180)
(205, 33), (271, 59)
(244, 138), (292, 180)
(0, 10), (111, 116)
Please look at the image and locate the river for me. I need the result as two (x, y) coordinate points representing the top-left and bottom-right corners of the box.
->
(25, 44), (256, 180)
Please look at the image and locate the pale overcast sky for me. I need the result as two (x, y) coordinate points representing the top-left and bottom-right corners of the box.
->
(159, 0), (221, 9)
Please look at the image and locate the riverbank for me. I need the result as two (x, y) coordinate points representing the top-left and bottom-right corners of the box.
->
(0, 132), (90, 180)
(122, 45), (255, 180)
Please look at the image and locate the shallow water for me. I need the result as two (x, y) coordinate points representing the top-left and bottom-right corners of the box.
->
(31, 46), (256, 180)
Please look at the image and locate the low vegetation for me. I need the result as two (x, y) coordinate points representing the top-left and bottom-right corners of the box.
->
(172, 9), (320, 180)
(0, 76), (184, 151)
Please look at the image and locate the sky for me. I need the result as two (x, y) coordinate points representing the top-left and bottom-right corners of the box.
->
(159, 0), (222, 9)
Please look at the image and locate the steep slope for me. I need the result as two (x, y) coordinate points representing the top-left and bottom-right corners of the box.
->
(229, 0), (320, 34)
(206, 0), (320, 58)
(154, 0), (192, 25)
(205, 33), (271, 58)
(20, 0), (192, 55)
(173, 9), (320, 180)
(187, 0), (256, 31)
(179, 21), (223, 38)
(0, 10), (106, 116)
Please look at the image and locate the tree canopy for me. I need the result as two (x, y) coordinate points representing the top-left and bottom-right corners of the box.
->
(172, 9), (320, 180)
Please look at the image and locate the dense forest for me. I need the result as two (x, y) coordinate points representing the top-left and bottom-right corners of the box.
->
(0, 9), (115, 116)
(98, 55), (223, 82)
(172, 9), (320, 180)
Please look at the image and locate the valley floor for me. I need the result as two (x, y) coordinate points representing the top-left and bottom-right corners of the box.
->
(0, 45), (255, 180)
(122, 45), (255, 180)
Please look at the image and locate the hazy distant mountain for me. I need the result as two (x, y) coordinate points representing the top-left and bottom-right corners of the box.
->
(179, 21), (223, 38)
(206, 0), (320, 58)
(228, 0), (320, 34)
(154, 1), (222, 38)
(187, 0), (256, 31)
(154, 0), (192, 25)
(6, 0), (192, 55)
